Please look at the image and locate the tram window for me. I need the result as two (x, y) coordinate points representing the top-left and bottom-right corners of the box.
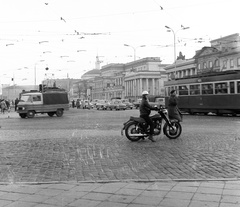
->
(178, 85), (189, 95)
(215, 82), (228, 94)
(230, 82), (235, 94)
(202, 84), (213, 94)
(190, 84), (200, 95)
(237, 81), (240, 93)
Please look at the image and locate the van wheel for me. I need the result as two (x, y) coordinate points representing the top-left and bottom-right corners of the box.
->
(27, 111), (35, 118)
(56, 109), (63, 117)
(48, 112), (55, 117)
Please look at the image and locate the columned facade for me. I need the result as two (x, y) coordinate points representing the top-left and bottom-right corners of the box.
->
(80, 57), (168, 102)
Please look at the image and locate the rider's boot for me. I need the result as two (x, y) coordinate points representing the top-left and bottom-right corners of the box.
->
(148, 134), (156, 142)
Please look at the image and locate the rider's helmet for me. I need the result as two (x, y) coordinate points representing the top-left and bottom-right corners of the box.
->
(142, 91), (149, 95)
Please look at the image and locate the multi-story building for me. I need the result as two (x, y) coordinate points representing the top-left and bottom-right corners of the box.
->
(124, 57), (168, 101)
(82, 57), (168, 101)
(195, 33), (240, 73)
(164, 33), (240, 93)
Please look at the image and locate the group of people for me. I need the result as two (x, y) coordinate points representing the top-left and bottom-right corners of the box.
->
(0, 99), (11, 114)
(71, 99), (91, 109)
(0, 98), (19, 114)
(139, 90), (182, 142)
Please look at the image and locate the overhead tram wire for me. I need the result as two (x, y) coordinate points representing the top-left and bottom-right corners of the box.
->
(42, 1), (111, 40)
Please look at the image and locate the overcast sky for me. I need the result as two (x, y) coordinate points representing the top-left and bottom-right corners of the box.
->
(0, 0), (239, 85)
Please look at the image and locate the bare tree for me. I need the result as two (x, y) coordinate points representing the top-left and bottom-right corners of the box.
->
(75, 80), (88, 99)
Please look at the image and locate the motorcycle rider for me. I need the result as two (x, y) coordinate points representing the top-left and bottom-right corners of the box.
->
(139, 91), (156, 142)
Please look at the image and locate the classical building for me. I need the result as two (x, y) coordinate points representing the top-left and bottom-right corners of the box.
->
(83, 57), (168, 101)
(164, 54), (196, 81)
(124, 58), (168, 101)
(165, 33), (240, 80)
(194, 33), (240, 73)
(164, 33), (240, 95)
(1, 85), (38, 101)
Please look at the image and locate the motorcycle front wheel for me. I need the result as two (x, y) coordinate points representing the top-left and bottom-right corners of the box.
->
(163, 122), (182, 139)
(125, 121), (144, 142)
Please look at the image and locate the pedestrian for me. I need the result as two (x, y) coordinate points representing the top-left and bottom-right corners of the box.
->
(5, 100), (10, 110)
(72, 100), (75, 108)
(139, 91), (156, 142)
(0, 99), (7, 114)
(168, 90), (182, 122)
(82, 100), (85, 109)
(76, 99), (80, 109)
(15, 98), (19, 111)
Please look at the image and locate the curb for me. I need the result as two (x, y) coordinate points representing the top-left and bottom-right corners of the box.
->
(0, 178), (239, 185)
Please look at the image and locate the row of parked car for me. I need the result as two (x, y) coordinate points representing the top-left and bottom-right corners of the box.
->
(93, 99), (134, 110)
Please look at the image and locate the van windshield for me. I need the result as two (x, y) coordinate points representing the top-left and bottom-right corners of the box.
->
(19, 95), (31, 102)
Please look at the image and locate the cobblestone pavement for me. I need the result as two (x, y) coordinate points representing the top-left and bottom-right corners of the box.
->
(0, 109), (239, 183)
(0, 180), (240, 207)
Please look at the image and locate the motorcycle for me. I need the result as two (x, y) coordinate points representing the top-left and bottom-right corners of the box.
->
(121, 105), (182, 141)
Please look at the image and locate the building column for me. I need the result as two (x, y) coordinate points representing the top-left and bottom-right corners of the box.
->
(125, 81), (128, 98)
(134, 79), (136, 98)
(129, 80), (131, 97)
(146, 78), (149, 92)
(129, 81), (132, 96)
(140, 78), (142, 95)
(152, 78), (155, 95)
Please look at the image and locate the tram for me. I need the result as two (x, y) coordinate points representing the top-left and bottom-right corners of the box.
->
(164, 70), (240, 116)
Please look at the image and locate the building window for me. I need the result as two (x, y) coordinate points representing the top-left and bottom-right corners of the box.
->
(215, 59), (219, 67)
(209, 61), (213, 68)
(203, 62), (207, 69)
(230, 59), (234, 68)
(238, 58), (240, 66)
(223, 60), (227, 69)
(198, 63), (201, 70)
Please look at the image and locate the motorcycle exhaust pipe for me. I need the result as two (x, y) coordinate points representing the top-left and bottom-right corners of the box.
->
(129, 134), (147, 137)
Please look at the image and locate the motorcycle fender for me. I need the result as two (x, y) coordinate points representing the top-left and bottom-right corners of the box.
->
(121, 120), (132, 136)
(163, 120), (179, 135)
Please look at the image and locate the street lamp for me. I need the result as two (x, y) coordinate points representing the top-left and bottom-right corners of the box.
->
(165, 25), (190, 69)
(34, 60), (45, 86)
(124, 44), (146, 61)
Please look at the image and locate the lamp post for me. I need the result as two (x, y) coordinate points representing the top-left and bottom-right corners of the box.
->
(124, 44), (146, 61)
(34, 60), (45, 86)
(165, 25), (190, 69)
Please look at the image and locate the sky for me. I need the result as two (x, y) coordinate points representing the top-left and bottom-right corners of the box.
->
(0, 0), (239, 86)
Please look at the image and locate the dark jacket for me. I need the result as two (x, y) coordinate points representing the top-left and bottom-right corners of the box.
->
(139, 97), (155, 116)
(168, 94), (182, 121)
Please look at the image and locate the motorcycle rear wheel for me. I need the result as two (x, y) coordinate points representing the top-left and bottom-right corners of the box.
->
(125, 122), (143, 142)
(163, 122), (182, 139)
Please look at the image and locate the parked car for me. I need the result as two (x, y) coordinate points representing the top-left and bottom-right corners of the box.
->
(96, 100), (108, 110)
(82, 100), (93, 109)
(91, 99), (100, 107)
(106, 100), (126, 110)
(124, 101), (134, 109)
(133, 99), (142, 109)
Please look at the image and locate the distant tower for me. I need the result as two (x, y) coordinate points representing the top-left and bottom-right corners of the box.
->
(95, 55), (103, 69)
